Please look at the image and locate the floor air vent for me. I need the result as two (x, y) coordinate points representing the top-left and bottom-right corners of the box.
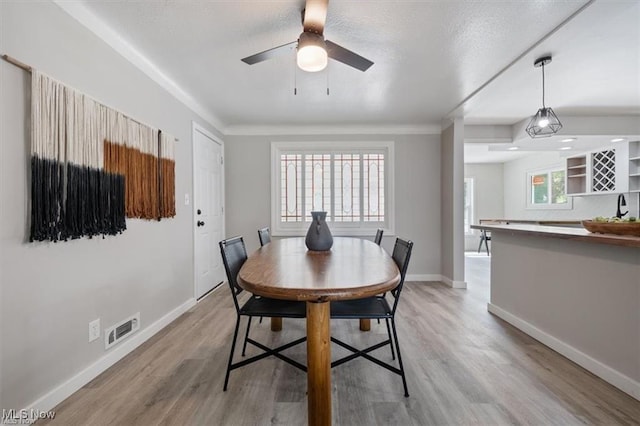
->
(105, 312), (140, 350)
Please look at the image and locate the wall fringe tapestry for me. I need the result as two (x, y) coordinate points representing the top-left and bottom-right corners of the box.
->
(30, 70), (176, 242)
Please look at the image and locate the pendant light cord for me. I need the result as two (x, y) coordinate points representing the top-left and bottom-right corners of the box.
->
(541, 62), (546, 108)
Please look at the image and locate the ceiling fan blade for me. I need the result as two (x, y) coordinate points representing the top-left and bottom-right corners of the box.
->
(303, 0), (328, 34)
(325, 40), (374, 72)
(241, 41), (297, 65)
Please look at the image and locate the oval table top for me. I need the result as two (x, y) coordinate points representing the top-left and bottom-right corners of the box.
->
(238, 237), (401, 302)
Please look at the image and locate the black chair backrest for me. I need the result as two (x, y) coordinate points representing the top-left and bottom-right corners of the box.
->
(219, 236), (248, 312)
(390, 238), (413, 314)
(258, 227), (271, 246)
(374, 228), (384, 245)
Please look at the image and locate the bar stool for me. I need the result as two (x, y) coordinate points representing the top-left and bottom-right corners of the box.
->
(478, 229), (491, 255)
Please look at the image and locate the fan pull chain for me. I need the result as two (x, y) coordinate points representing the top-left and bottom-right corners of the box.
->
(326, 63), (330, 96)
(294, 55), (298, 95)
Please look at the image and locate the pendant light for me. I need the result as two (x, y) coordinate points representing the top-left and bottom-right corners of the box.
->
(526, 56), (562, 138)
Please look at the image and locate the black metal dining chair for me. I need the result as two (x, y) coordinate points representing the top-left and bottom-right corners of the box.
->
(329, 237), (413, 397)
(256, 226), (271, 324)
(258, 227), (271, 246)
(374, 228), (384, 245)
(373, 228), (385, 324)
(219, 236), (307, 391)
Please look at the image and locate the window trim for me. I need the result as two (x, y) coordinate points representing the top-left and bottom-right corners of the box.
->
(270, 141), (395, 237)
(525, 166), (573, 210)
(464, 177), (474, 235)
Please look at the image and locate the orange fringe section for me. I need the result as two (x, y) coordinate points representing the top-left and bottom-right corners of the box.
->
(160, 158), (176, 217)
(104, 140), (175, 219)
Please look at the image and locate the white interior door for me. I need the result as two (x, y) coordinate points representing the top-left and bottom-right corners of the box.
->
(193, 125), (224, 299)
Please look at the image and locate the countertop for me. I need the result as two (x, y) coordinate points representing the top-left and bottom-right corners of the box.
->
(471, 223), (640, 248)
(478, 219), (582, 226)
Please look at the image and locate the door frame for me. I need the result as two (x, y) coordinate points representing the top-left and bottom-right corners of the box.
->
(191, 121), (225, 300)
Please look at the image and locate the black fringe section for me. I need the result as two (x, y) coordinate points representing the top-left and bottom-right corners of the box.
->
(30, 157), (126, 242)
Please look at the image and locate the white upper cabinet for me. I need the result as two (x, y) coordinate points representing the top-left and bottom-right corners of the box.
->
(629, 140), (640, 192)
(566, 142), (630, 196)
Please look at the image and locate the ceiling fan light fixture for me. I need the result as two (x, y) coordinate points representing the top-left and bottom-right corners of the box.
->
(526, 56), (563, 138)
(297, 32), (328, 72)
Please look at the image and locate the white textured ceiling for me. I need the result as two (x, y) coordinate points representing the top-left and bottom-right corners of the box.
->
(74, 0), (632, 133)
(462, 0), (640, 125)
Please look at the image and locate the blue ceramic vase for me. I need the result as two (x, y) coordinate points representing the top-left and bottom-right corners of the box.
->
(305, 211), (333, 251)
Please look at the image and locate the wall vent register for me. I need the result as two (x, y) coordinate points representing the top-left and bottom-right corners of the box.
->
(105, 312), (140, 350)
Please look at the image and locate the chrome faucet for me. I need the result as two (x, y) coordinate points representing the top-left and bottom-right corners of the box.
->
(616, 194), (628, 219)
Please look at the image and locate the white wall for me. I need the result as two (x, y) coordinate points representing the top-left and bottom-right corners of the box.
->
(464, 163), (504, 251)
(0, 1), (221, 411)
(503, 151), (639, 220)
(224, 134), (442, 278)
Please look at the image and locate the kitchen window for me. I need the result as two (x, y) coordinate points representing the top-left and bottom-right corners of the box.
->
(271, 141), (394, 236)
(526, 167), (572, 210)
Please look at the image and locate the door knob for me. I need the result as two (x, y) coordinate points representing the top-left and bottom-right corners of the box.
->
(197, 220), (205, 227)
(197, 209), (201, 215)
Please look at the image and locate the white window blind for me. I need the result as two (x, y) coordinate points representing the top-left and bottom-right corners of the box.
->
(271, 141), (394, 236)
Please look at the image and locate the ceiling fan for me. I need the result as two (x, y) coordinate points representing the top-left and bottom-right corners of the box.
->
(241, 0), (373, 72)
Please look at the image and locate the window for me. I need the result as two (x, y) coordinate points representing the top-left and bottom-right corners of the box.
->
(271, 141), (394, 236)
(526, 167), (572, 210)
(464, 178), (474, 234)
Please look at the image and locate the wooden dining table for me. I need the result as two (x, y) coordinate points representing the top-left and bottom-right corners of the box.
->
(237, 237), (400, 426)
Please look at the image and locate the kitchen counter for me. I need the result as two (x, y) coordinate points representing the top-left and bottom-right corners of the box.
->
(479, 219), (583, 226)
(473, 222), (640, 401)
(472, 222), (640, 248)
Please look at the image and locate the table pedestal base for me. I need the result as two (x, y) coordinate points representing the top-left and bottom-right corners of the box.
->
(306, 301), (331, 426)
(359, 319), (371, 331)
(270, 317), (282, 331)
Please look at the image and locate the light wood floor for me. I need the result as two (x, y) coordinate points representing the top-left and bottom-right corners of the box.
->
(39, 255), (640, 425)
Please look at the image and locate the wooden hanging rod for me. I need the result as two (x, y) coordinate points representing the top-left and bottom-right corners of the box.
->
(2, 54), (32, 72)
(1, 53), (179, 142)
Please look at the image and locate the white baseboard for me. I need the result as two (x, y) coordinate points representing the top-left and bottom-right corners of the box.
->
(488, 303), (640, 401)
(405, 274), (442, 282)
(440, 275), (467, 289)
(406, 274), (467, 289)
(22, 298), (197, 421)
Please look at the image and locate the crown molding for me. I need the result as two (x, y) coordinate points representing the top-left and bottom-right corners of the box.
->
(223, 124), (442, 136)
(53, 1), (225, 133)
